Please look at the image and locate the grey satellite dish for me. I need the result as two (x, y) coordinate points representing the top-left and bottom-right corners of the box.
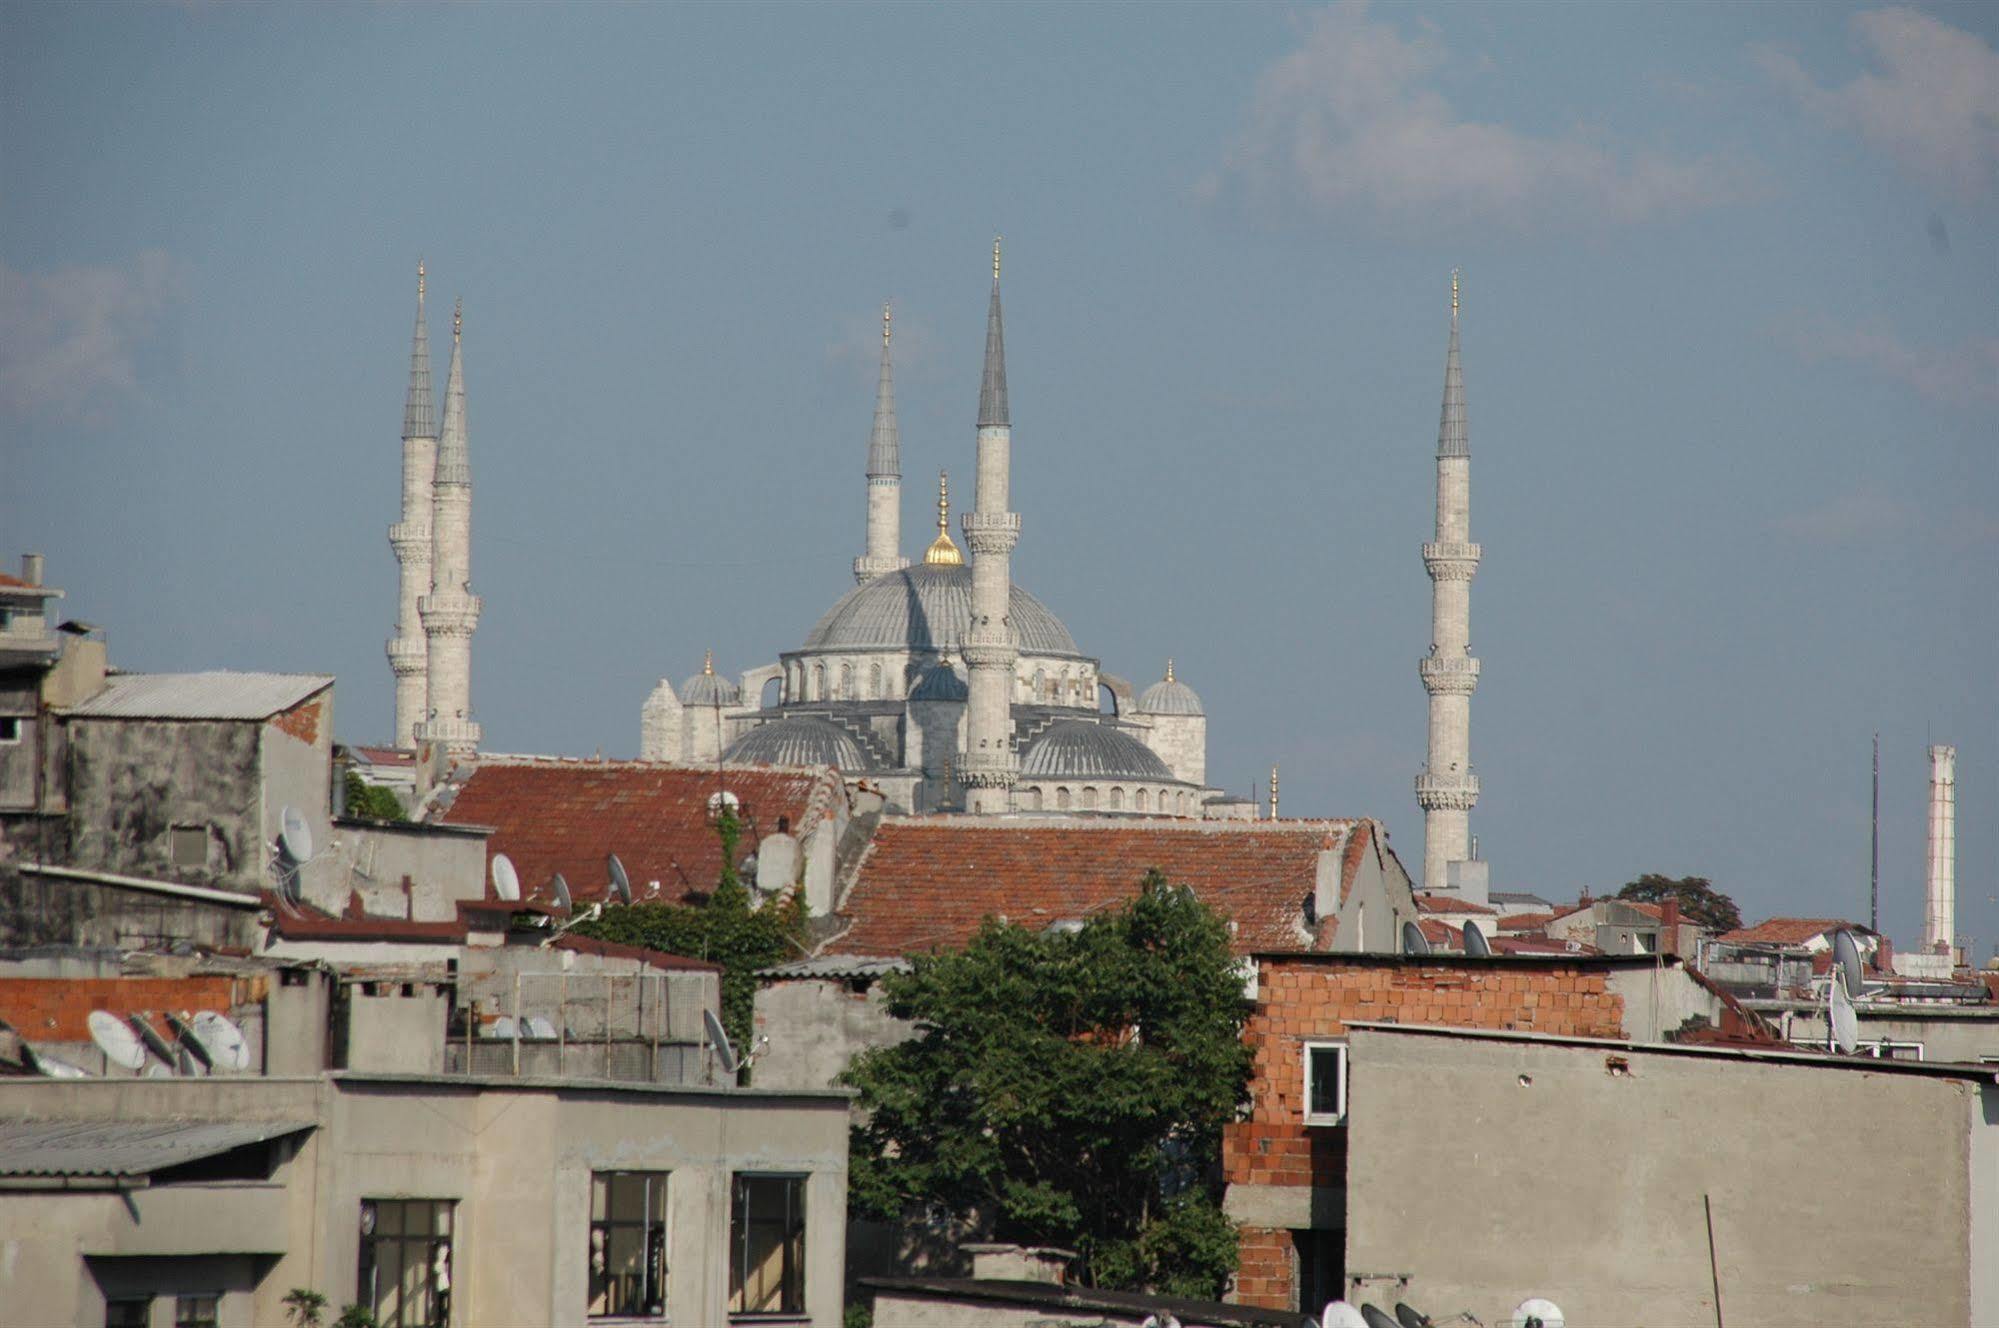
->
(1831, 927), (1865, 999)
(278, 805), (313, 863)
(1462, 922), (1492, 957)
(165, 1012), (213, 1070)
(1830, 978), (1860, 1055)
(1394, 1304), (1433, 1328)
(490, 1016), (517, 1039)
(29, 1049), (91, 1078)
(551, 873), (573, 912)
(127, 1013), (177, 1068)
(1402, 920), (1432, 955)
(1322, 1305), (1370, 1328)
(191, 1011), (251, 1071)
(607, 853), (632, 905)
(1361, 1306), (1400, 1328)
(524, 1015), (557, 1040)
(703, 1008), (740, 1076)
(1510, 1299), (1565, 1328)
(88, 1010), (147, 1071)
(491, 853), (521, 902)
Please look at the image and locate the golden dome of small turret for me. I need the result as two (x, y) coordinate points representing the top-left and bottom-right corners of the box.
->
(923, 470), (963, 567)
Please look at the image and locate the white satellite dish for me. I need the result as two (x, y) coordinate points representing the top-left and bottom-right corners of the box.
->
(1322, 1305), (1370, 1328)
(550, 873), (573, 913)
(1831, 927), (1865, 999)
(490, 1016), (517, 1039)
(1401, 920), (1432, 955)
(165, 1012), (213, 1070)
(127, 1013), (177, 1068)
(607, 853), (632, 905)
(88, 1010), (147, 1071)
(491, 853), (521, 902)
(1462, 922), (1492, 957)
(30, 1050), (91, 1078)
(524, 1016), (557, 1040)
(279, 805), (313, 863)
(1830, 978), (1860, 1055)
(1510, 1299), (1565, 1328)
(191, 1011), (251, 1071)
(703, 1008), (740, 1076)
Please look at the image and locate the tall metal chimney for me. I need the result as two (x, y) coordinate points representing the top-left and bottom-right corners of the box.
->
(1924, 744), (1956, 955)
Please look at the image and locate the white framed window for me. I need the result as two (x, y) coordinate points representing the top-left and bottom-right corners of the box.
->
(1861, 1040), (1924, 1061)
(1303, 1040), (1348, 1125)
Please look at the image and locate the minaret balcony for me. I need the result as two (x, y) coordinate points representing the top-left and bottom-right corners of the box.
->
(416, 716), (482, 749)
(388, 522), (433, 557)
(962, 511), (1021, 555)
(852, 554), (909, 583)
(957, 748), (1020, 787)
(1415, 770), (1480, 810)
(1422, 541), (1481, 580)
(417, 591), (482, 635)
(1418, 655), (1480, 695)
(386, 637), (427, 673)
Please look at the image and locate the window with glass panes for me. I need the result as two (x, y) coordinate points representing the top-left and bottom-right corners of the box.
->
(589, 1171), (668, 1317)
(104, 1298), (151, 1328)
(729, 1174), (806, 1317)
(174, 1295), (220, 1328)
(358, 1198), (455, 1328)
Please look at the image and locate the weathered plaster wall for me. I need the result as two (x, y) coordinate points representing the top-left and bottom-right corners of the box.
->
(66, 719), (264, 891)
(753, 975), (914, 1093)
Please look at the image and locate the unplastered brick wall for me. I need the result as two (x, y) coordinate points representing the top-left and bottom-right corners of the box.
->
(0, 976), (256, 1042)
(1236, 1225), (1296, 1309)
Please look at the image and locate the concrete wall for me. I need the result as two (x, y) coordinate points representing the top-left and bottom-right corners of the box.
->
(67, 719), (266, 892)
(753, 974), (914, 1092)
(1344, 1029), (1981, 1327)
(332, 818), (488, 921)
(1327, 826), (1419, 956)
(1776, 1005), (1999, 1063)
(0, 871), (260, 951)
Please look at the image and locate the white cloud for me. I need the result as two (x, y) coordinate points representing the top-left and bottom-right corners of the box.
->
(1758, 8), (1999, 199)
(0, 249), (184, 425)
(1778, 312), (1999, 408)
(1206, 0), (1745, 229)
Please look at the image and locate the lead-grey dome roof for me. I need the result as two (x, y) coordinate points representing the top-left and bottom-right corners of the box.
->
(1137, 675), (1203, 716)
(803, 564), (1079, 656)
(1019, 720), (1175, 782)
(681, 670), (741, 707)
(908, 659), (969, 702)
(723, 716), (872, 772)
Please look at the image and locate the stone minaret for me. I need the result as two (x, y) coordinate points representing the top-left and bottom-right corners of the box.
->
(386, 263), (437, 748)
(854, 302), (908, 583)
(415, 298), (482, 755)
(1417, 271), (1481, 892)
(1925, 744), (1957, 953)
(960, 240), (1021, 814)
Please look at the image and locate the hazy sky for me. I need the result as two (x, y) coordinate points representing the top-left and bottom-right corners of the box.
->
(5, 2), (1994, 955)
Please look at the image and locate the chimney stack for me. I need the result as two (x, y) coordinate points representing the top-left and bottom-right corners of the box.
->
(1925, 744), (1956, 956)
(21, 553), (43, 587)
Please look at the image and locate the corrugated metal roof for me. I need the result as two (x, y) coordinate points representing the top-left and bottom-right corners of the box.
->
(0, 1119), (314, 1177)
(761, 955), (910, 980)
(66, 672), (333, 721)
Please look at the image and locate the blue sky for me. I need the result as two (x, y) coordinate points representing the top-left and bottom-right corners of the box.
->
(4, 2), (1994, 956)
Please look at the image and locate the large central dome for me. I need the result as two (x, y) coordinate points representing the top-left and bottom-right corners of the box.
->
(802, 564), (1080, 656)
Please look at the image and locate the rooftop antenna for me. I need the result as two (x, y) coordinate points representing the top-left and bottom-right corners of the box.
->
(1321, 1306), (1369, 1328)
(1393, 1304), (1435, 1328)
(1361, 1306), (1399, 1328)
(1462, 921), (1492, 957)
(88, 1010), (147, 1072)
(275, 804), (313, 903)
(1509, 1300), (1565, 1328)
(1270, 764), (1280, 821)
(4, 1017), (91, 1078)
(190, 1011), (252, 1072)
(164, 1012), (214, 1071)
(703, 1007), (740, 1079)
(607, 852), (632, 906)
(491, 853), (521, 902)
(1825, 926), (1865, 1054)
(1401, 920), (1432, 955)
(550, 872), (573, 913)
(126, 1013), (178, 1073)
(1870, 733), (1879, 933)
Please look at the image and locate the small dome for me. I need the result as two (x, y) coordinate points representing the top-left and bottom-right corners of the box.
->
(908, 659), (968, 702)
(1020, 720), (1175, 782)
(1137, 660), (1203, 716)
(681, 651), (741, 707)
(723, 716), (872, 772)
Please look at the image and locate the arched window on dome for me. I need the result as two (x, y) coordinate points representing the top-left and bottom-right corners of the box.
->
(1070, 677), (1085, 707)
(869, 662), (882, 700)
(839, 662), (854, 701)
(1026, 787), (1042, 811)
(1108, 787), (1124, 811)
(1056, 670), (1070, 705)
(760, 677), (782, 710)
(1033, 668), (1048, 704)
(1056, 787), (1071, 810)
(810, 664), (824, 702)
(1099, 683), (1118, 716)
(1081, 787), (1098, 811)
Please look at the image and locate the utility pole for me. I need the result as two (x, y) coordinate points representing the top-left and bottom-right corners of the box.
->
(1870, 734), (1879, 934)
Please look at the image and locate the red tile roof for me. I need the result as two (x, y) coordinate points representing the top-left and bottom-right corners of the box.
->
(1496, 912), (1556, 933)
(1413, 892), (1498, 915)
(1717, 917), (1853, 947)
(826, 817), (1388, 957)
(436, 759), (845, 905)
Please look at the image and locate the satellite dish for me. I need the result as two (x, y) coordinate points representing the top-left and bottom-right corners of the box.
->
(607, 853), (632, 905)
(1361, 1306), (1400, 1328)
(1402, 920), (1432, 955)
(127, 1013), (177, 1068)
(1394, 1304), (1433, 1328)
(29, 1049), (91, 1078)
(1321, 1305), (1370, 1328)
(550, 873), (573, 912)
(165, 1012), (213, 1070)
(1462, 923), (1492, 957)
(491, 853), (521, 902)
(703, 1008), (740, 1076)
(1510, 1299), (1565, 1328)
(524, 1015), (557, 1040)
(191, 1011), (251, 1071)
(1832, 927), (1865, 999)
(88, 1010), (147, 1071)
(1830, 978), (1860, 1054)
(490, 1016), (517, 1039)
(278, 805), (312, 863)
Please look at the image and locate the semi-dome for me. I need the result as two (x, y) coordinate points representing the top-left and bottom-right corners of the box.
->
(723, 715), (872, 771)
(908, 658), (969, 702)
(1020, 719), (1175, 782)
(1136, 660), (1203, 716)
(802, 564), (1079, 656)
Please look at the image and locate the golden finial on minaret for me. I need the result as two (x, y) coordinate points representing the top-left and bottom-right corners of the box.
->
(417, 261), (425, 300)
(923, 470), (963, 566)
(703, 648), (714, 676)
(993, 236), (1002, 281)
(883, 302), (892, 346)
(1165, 658), (1175, 683)
(453, 297), (462, 339)
(1451, 268), (1460, 318)
(1270, 764), (1280, 821)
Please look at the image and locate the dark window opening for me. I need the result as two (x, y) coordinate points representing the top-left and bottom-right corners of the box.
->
(174, 1294), (220, 1328)
(590, 1171), (668, 1318)
(730, 1173), (806, 1317)
(358, 1198), (454, 1328)
(1292, 1228), (1344, 1315)
(104, 1298), (151, 1328)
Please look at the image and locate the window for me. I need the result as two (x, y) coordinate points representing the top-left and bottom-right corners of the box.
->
(1081, 787), (1097, 811)
(1055, 787), (1071, 810)
(0, 716), (22, 743)
(169, 826), (207, 869)
(868, 663), (882, 699)
(105, 1299), (151, 1328)
(1135, 789), (1149, 813)
(1861, 1040), (1924, 1061)
(590, 1171), (668, 1318)
(358, 1198), (454, 1328)
(174, 1296), (220, 1328)
(1108, 787), (1124, 811)
(1303, 1041), (1348, 1125)
(730, 1174), (806, 1317)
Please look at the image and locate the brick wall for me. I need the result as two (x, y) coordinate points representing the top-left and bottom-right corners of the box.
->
(1236, 1225), (1295, 1309)
(0, 975), (259, 1042)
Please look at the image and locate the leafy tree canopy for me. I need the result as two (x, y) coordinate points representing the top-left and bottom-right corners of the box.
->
(842, 872), (1251, 1298)
(569, 807), (805, 1052)
(1615, 873), (1742, 933)
(342, 771), (406, 823)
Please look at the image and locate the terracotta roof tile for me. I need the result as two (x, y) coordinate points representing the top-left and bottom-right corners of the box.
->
(828, 817), (1374, 956)
(1413, 892), (1498, 915)
(436, 759), (843, 906)
(1717, 917), (1853, 946)
(1496, 912), (1556, 933)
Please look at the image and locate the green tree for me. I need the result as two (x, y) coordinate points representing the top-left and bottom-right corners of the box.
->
(342, 771), (407, 823)
(1616, 874), (1742, 933)
(842, 872), (1250, 1298)
(570, 806), (806, 1052)
(282, 1289), (327, 1328)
